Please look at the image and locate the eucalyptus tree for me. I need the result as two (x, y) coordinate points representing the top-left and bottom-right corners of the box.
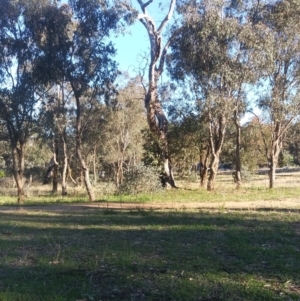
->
(167, 100), (209, 184)
(250, 0), (300, 188)
(168, 0), (250, 190)
(132, 0), (177, 188)
(103, 76), (147, 186)
(0, 0), (56, 203)
(33, 0), (121, 201)
(40, 83), (72, 195)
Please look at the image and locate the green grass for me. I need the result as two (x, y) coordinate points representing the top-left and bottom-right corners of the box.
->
(117, 169), (300, 204)
(0, 206), (299, 300)
(1, 170), (300, 205)
(2, 182), (300, 206)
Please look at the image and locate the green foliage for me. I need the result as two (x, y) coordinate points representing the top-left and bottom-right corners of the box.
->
(278, 151), (291, 167)
(0, 169), (5, 178)
(118, 164), (162, 195)
(286, 121), (300, 165)
(241, 165), (252, 182)
(98, 181), (117, 196)
(142, 129), (161, 167)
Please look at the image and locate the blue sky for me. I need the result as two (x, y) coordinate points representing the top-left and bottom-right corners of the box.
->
(113, 22), (149, 75)
(112, 1), (175, 78)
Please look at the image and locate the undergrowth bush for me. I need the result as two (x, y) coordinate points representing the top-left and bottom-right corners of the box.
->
(241, 165), (253, 182)
(0, 169), (5, 178)
(98, 182), (117, 196)
(118, 164), (162, 194)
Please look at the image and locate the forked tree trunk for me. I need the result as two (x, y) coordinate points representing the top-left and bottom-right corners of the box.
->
(11, 142), (25, 204)
(74, 94), (95, 202)
(207, 154), (220, 191)
(207, 114), (226, 191)
(77, 143), (95, 201)
(138, 0), (177, 188)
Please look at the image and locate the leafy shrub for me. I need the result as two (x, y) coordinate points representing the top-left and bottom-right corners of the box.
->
(99, 182), (117, 196)
(241, 165), (253, 182)
(118, 164), (162, 194)
(0, 169), (6, 178)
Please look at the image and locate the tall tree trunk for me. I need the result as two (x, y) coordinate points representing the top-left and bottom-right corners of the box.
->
(77, 143), (95, 201)
(200, 146), (210, 187)
(115, 160), (123, 187)
(138, 0), (177, 188)
(52, 164), (58, 193)
(269, 154), (277, 189)
(207, 154), (219, 191)
(61, 131), (68, 196)
(207, 114), (226, 191)
(269, 137), (281, 189)
(92, 145), (97, 185)
(74, 94), (95, 201)
(11, 141), (25, 204)
(59, 83), (68, 196)
(52, 137), (59, 193)
(268, 122), (283, 189)
(233, 113), (242, 189)
(67, 163), (77, 186)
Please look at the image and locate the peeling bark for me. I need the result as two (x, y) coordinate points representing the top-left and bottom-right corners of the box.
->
(137, 0), (177, 188)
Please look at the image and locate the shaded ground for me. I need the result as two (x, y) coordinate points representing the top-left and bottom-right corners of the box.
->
(0, 203), (299, 301)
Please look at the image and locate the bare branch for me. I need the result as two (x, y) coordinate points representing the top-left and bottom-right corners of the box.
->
(137, 0), (153, 13)
(156, 28), (177, 76)
(157, 0), (176, 34)
(156, 39), (171, 77)
(276, 117), (294, 142)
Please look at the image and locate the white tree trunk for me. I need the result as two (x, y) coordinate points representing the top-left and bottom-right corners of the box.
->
(138, 0), (177, 188)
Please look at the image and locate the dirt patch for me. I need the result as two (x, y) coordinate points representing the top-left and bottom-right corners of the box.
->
(0, 198), (300, 213)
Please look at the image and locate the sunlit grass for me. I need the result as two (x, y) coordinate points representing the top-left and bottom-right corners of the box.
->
(0, 170), (300, 206)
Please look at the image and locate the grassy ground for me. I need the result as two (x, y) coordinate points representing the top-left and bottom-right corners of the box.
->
(0, 171), (300, 300)
(0, 206), (299, 301)
(1, 170), (300, 205)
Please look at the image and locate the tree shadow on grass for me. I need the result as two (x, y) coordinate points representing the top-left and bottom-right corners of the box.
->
(0, 208), (299, 300)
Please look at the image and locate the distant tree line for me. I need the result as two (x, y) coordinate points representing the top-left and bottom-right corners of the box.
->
(0, 0), (300, 203)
